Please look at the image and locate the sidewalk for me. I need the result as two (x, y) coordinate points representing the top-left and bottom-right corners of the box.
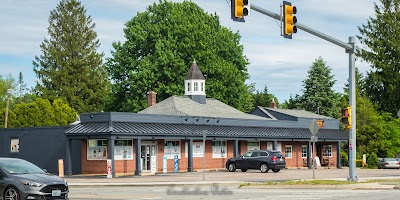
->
(64, 170), (400, 190)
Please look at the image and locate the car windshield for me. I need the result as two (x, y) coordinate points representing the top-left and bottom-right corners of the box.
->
(0, 159), (45, 174)
(384, 158), (397, 162)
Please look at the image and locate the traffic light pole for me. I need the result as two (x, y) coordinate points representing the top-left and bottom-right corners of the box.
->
(251, 4), (357, 181)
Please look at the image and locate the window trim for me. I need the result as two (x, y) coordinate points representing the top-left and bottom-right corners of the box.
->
(212, 140), (227, 158)
(284, 145), (292, 158)
(322, 145), (333, 157)
(301, 145), (307, 158)
(87, 139), (108, 160)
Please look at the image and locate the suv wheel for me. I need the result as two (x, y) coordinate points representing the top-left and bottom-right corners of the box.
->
(260, 163), (269, 173)
(228, 163), (236, 172)
(241, 169), (247, 172)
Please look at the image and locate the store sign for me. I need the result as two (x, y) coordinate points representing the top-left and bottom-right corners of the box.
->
(10, 139), (19, 153)
(114, 146), (133, 160)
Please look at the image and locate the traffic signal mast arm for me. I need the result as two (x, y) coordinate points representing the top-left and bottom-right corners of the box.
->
(250, 4), (353, 51)
(249, 2), (358, 181)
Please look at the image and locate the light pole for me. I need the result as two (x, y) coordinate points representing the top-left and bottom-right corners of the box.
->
(4, 88), (12, 128)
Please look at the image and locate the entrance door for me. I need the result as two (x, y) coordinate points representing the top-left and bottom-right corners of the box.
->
(141, 143), (156, 172)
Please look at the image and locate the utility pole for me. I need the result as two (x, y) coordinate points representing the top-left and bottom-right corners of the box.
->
(5, 88), (12, 128)
(249, 4), (358, 181)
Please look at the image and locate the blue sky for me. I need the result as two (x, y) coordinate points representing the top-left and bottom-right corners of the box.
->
(0, 0), (377, 103)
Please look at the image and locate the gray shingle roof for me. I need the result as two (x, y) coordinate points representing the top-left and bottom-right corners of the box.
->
(139, 96), (270, 120)
(65, 122), (348, 140)
(265, 107), (334, 119)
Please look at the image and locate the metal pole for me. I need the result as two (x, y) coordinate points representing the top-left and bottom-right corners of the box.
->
(348, 36), (357, 181)
(4, 88), (12, 128)
(202, 130), (207, 181)
(313, 140), (316, 179)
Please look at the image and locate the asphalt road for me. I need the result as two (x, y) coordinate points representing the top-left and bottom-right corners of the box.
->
(68, 186), (400, 200)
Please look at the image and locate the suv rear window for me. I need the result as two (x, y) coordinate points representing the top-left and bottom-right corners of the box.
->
(272, 152), (283, 158)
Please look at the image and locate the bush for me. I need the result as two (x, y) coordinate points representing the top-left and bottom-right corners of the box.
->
(367, 152), (378, 168)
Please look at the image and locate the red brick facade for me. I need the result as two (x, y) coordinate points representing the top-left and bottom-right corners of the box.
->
(81, 139), (338, 175)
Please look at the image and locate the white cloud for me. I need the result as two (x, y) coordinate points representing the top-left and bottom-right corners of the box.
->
(0, 0), (377, 103)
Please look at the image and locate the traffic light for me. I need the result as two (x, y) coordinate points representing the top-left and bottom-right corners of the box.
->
(282, 1), (297, 39)
(231, 0), (250, 22)
(341, 106), (352, 128)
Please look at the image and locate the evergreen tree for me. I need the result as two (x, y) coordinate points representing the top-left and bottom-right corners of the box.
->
(299, 57), (341, 118)
(33, 0), (109, 113)
(105, 0), (252, 112)
(357, 0), (400, 115)
(250, 85), (279, 108)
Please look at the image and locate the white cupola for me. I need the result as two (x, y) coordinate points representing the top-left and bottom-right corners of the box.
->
(184, 60), (206, 104)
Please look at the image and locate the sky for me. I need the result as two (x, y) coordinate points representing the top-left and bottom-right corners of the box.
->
(0, 0), (378, 103)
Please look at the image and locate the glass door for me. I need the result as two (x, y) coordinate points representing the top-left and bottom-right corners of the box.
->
(141, 144), (156, 172)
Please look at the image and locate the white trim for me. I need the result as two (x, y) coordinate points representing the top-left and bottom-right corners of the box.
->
(87, 139), (108, 160)
(301, 145), (307, 158)
(284, 145), (292, 158)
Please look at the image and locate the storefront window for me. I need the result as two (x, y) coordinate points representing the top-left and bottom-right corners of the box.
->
(114, 140), (133, 160)
(87, 139), (108, 160)
(302, 145), (307, 158)
(164, 140), (181, 159)
(285, 145), (292, 158)
(247, 142), (260, 151)
(323, 145), (332, 157)
(212, 141), (227, 158)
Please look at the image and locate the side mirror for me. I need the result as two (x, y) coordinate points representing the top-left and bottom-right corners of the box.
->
(43, 169), (48, 173)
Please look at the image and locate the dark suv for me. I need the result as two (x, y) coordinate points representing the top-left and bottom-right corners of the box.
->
(226, 150), (286, 173)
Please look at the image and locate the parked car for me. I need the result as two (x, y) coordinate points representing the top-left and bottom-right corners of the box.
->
(378, 158), (400, 169)
(226, 150), (286, 173)
(0, 157), (69, 200)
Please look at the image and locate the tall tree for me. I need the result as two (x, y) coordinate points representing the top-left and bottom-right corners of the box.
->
(250, 85), (279, 108)
(105, 0), (252, 112)
(33, 0), (109, 113)
(357, 0), (400, 115)
(299, 57), (341, 118)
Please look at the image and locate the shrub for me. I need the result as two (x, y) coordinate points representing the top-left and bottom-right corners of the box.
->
(367, 152), (378, 168)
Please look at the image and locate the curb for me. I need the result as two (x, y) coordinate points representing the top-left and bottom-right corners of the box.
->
(239, 182), (394, 190)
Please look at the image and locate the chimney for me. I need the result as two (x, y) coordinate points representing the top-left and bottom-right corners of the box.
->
(270, 98), (277, 108)
(147, 91), (157, 107)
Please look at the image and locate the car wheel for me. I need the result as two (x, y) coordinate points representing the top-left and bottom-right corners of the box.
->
(4, 186), (20, 200)
(272, 169), (280, 173)
(260, 163), (269, 173)
(241, 169), (247, 172)
(228, 163), (236, 172)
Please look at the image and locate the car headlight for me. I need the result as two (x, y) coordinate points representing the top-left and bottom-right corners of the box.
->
(22, 181), (43, 187)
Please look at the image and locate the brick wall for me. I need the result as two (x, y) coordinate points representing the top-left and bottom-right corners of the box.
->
(81, 140), (136, 175)
(81, 139), (339, 174)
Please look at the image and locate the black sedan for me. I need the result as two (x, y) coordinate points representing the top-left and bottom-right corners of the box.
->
(226, 150), (286, 173)
(0, 157), (69, 200)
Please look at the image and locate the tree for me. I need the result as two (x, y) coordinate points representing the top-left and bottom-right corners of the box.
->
(0, 98), (77, 128)
(33, 0), (109, 114)
(298, 57), (341, 118)
(250, 85), (279, 108)
(357, 0), (400, 115)
(281, 94), (301, 109)
(105, 0), (253, 112)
